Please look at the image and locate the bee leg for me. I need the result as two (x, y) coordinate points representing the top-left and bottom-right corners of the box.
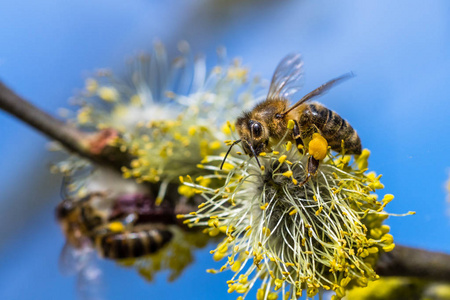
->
(292, 120), (305, 155)
(298, 156), (320, 187)
(301, 124), (321, 141)
(307, 155), (320, 176)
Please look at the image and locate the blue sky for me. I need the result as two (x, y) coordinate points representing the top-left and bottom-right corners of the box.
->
(0, 1), (449, 299)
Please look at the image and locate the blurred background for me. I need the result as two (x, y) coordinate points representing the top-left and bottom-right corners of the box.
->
(0, 0), (449, 299)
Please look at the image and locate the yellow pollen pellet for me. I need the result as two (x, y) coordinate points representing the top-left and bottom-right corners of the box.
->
(188, 126), (197, 136)
(382, 194), (395, 203)
(278, 155), (287, 164)
(289, 209), (297, 215)
(368, 247), (379, 254)
(285, 262), (295, 267)
(262, 227), (271, 236)
(108, 222), (124, 232)
(98, 86), (118, 102)
(381, 234), (394, 244)
(222, 162), (234, 171)
(274, 278), (283, 290)
(315, 206), (323, 215)
(308, 133), (328, 160)
(209, 141), (222, 150)
(286, 141), (292, 151)
(282, 170), (293, 177)
(287, 119), (295, 129)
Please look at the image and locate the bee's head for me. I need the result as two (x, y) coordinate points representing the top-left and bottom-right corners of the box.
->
(220, 113), (270, 170)
(55, 199), (77, 221)
(236, 115), (270, 159)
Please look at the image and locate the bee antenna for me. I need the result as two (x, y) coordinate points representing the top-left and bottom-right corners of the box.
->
(250, 147), (262, 168)
(220, 139), (241, 170)
(242, 139), (262, 169)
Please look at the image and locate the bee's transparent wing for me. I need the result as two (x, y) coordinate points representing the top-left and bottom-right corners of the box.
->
(267, 53), (304, 99)
(59, 242), (89, 275)
(59, 242), (104, 300)
(282, 72), (354, 115)
(77, 257), (104, 300)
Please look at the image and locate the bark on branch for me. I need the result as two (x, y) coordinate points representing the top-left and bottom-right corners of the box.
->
(0, 80), (131, 172)
(377, 245), (450, 282)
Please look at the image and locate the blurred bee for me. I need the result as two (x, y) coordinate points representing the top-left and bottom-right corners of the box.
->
(56, 192), (107, 300)
(56, 192), (174, 298)
(56, 192), (108, 250)
(56, 193), (173, 261)
(222, 53), (361, 184)
(93, 223), (173, 260)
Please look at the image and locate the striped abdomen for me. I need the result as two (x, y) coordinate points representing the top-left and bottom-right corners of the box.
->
(94, 227), (173, 259)
(299, 103), (362, 154)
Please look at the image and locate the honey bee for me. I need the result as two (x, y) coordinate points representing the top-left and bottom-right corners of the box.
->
(56, 193), (173, 260)
(56, 193), (107, 299)
(222, 54), (362, 184)
(56, 192), (108, 250)
(56, 192), (174, 297)
(93, 224), (173, 259)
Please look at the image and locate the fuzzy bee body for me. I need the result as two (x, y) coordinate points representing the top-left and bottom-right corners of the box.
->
(56, 193), (107, 249)
(56, 193), (173, 260)
(94, 226), (173, 260)
(298, 103), (362, 154)
(228, 54), (362, 183)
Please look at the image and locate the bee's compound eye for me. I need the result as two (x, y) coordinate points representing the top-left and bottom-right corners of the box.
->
(251, 121), (263, 138)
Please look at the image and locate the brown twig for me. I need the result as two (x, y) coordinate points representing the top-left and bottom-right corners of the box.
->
(377, 245), (450, 282)
(1, 79), (450, 282)
(0, 80), (131, 171)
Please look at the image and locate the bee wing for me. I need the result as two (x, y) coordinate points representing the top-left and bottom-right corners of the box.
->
(267, 53), (304, 99)
(282, 72), (354, 115)
(59, 242), (104, 299)
(77, 257), (104, 300)
(59, 241), (94, 275)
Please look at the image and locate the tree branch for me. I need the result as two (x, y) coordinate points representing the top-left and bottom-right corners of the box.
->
(0, 80), (131, 172)
(1, 80), (450, 283)
(376, 245), (450, 282)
